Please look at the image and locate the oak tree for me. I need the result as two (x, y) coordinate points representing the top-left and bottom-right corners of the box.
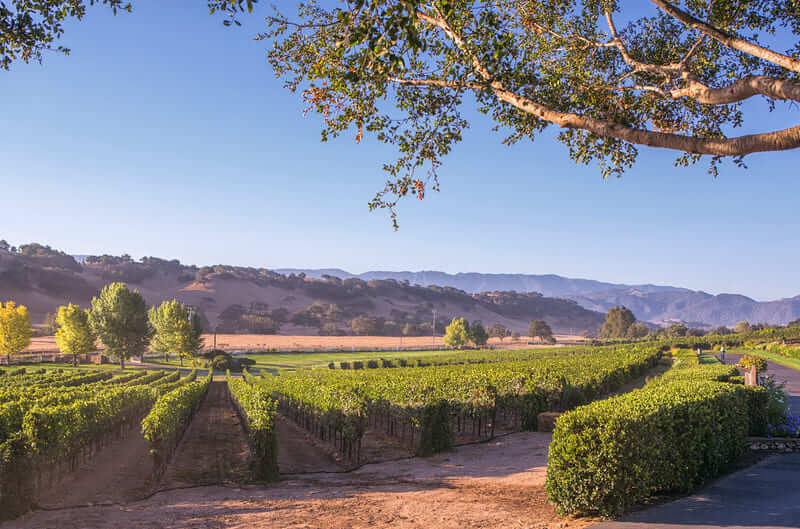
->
(469, 321), (489, 347)
(529, 319), (555, 343)
(599, 305), (636, 338)
(489, 323), (508, 342)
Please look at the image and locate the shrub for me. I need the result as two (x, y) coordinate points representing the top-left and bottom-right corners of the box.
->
(202, 348), (226, 360)
(762, 375), (789, 431)
(328, 362), (336, 369)
(546, 379), (750, 516)
(398, 359), (408, 367)
(212, 354), (232, 371)
(380, 358), (395, 368)
(738, 354), (767, 372)
(237, 358), (256, 369)
(366, 360), (379, 369)
(340, 361), (350, 370)
(352, 361), (364, 370)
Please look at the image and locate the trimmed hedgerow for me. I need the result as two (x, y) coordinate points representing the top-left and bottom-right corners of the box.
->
(227, 374), (279, 481)
(545, 360), (767, 517)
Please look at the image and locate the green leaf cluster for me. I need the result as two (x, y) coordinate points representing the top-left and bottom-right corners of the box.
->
(228, 374), (279, 481)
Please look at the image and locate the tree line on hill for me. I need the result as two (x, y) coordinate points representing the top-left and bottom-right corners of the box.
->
(0, 239), (605, 334)
(596, 305), (800, 340)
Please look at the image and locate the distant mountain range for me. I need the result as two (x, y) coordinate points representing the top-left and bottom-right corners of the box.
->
(276, 269), (800, 328)
(4, 242), (799, 331)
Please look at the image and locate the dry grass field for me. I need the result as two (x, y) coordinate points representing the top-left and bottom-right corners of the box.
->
(24, 333), (585, 353)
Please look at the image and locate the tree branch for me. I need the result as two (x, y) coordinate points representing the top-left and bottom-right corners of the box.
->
(605, 11), (682, 76)
(671, 75), (800, 104)
(411, 10), (800, 157)
(651, 0), (800, 73)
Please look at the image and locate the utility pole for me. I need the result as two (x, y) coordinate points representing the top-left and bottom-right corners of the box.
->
(432, 309), (437, 348)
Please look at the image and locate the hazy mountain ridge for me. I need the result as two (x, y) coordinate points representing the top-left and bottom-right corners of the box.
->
(277, 269), (800, 327)
(274, 269), (690, 297)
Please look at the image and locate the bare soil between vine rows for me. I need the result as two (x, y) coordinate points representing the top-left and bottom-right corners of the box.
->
(7, 379), (599, 529)
(8, 429), (591, 529)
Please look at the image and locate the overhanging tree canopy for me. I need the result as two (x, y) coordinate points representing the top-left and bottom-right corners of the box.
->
(261, 0), (800, 224)
(5, 1), (800, 225)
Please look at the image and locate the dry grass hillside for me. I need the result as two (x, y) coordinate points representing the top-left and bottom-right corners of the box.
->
(0, 245), (604, 335)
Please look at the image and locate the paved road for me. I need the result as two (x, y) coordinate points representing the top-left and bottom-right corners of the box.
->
(592, 352), (800, 529)
(725, 353), (800, 414)
(591, 453), (800, 529)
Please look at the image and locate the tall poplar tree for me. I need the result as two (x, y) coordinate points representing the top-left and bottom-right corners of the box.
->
(0, 301), (33, 365)
(55, 303), (97, 367)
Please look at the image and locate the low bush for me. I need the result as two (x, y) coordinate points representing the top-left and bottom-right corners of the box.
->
(366, 360), (379, 369)
(201, 349), (227, 360)
(352, 361), (364, 370)
(212, 354), (232, 371)
(340, 361), (350, 370)
(738, 354), (767, 372)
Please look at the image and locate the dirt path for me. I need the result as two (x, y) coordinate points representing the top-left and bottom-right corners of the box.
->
(36, 423), (154, 508)
(275, 414), (343, 473)
(160, 381), (250, 487)
(7, 431), (597, 529)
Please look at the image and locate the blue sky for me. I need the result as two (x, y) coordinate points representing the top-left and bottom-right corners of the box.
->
(2, 1), (799, 301)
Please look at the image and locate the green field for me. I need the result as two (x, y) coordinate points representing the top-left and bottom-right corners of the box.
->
(146, 349), (516, 374)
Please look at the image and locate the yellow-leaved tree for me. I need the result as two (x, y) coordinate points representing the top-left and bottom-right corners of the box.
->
(55, 303), (97, 367)
(0, 301), (34, 365)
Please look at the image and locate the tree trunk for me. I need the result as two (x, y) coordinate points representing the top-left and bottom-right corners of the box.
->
(165, 352), (168, 362)
(120, 357), (125, 370)
(179, 355), (183, 367)
(73, 354), (77, 368)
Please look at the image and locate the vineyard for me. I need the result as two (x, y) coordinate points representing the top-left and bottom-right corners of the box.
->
(0, 367), (204, 519)
(251, 344), (662, 460)
(2, 341), (783, 526)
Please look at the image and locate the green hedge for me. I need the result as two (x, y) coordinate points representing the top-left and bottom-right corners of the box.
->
(227, 374), (279, 481)
(546, 361), (766, 516)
